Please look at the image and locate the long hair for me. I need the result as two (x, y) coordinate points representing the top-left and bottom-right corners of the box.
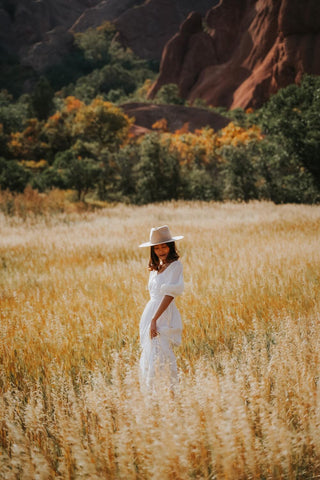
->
(148, 242), (179, 271)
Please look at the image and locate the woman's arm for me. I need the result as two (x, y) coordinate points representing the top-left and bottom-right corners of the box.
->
(150, 295), (174, 339)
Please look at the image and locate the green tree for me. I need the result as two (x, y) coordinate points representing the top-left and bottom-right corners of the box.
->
(53, 149), (102, 201)
(74, 23), (114, 66)
(99, 64), (137, 96)
(113, 144), (140, 201)
(180, 164), (220, 201)
(155, 84), (184, 105)
(134, 133), (181, 204)
(258, 75), (320, 187)
(221, 143), (259, 202)
(0, 91), (30, 134)
(256, 139), (319, 204)
(0, 158), (30, 192)
(31, 77), (55, 121)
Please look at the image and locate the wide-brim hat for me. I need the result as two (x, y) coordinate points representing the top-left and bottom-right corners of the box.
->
(139, 225), (184, 248)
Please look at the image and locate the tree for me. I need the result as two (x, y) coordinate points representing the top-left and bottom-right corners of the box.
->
(71, 98), (132, 152)
(255, 139), (319, 204)
(0, 158), (30, 192)
(155, 84), (185, 105)
(74, 23), (114, 66)
(31, 77), (55, 121)
(258, 75), (320, 187)
(134, 133), (180, 204)
(221, 143), (259, 202)
(53, 149), (102, 201)
(0, 90), (30, 134)
(180, 164), (218, 201)
(8, 118), (48, 162)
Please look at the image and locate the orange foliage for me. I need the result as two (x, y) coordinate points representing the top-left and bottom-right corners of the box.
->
(9, 119), (47, 160)
(48, 112), (62, 124)
(217, 122), (264, 147)
(152, 118), (168, 132)
(174, 123), (190, 135)
(159, 127), (218, 166)
(20, 159), (48, 170)
(72, 97), (132, 148)
(152, 121), (263, 167)
(64, 96), (84, 113)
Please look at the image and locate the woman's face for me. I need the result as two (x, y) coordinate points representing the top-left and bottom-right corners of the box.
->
(154, 243), (170, 263)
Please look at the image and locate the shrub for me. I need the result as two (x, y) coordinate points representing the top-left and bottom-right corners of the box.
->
(155, 84), (185, 105)
(0, 157), (30, 192)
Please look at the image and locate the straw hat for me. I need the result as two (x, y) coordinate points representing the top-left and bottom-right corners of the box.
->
(139, 225), (184, 248)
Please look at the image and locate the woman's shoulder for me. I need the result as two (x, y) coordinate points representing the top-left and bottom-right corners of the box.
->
(169, 259), (183, 271)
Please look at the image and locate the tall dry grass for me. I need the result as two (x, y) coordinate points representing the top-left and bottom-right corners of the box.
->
(1, 201), (320, 479)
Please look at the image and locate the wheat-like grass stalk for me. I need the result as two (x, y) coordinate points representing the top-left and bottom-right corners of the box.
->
(0, 201), (320, 478)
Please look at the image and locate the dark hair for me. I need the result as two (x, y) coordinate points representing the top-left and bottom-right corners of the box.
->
(148, 242), (179, 271)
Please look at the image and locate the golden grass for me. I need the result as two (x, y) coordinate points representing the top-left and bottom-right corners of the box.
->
(1, 201), (320, 479)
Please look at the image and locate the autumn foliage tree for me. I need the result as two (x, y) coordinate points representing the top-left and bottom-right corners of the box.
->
(4, 96), (133, 200)
(9, 118), (48, 163)
(1, 75), (320, 205)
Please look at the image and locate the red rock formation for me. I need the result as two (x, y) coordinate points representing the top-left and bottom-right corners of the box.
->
(114, 0), (217, 60)
(121, 102), (230, 133)
(149, 0), (320, 109)
(148, 12), (217, 98)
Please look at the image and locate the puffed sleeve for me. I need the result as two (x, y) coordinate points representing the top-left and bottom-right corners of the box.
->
(160, 261), (184, 298)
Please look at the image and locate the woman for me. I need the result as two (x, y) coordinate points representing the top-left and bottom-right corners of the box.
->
(139, 225), (184, 390)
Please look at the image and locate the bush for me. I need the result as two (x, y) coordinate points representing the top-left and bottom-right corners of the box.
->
(0, 186), (83, 217)
(155, 84), (185, 105)
(0, 157), (30, 192)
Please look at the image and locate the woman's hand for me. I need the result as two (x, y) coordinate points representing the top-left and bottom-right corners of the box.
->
(149, 296), (174, 339)
(150, 319), (158, 339)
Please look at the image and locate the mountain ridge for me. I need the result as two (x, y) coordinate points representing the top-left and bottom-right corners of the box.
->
(0, 0), (319, 110)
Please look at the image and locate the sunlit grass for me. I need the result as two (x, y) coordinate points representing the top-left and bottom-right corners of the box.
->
(1, 201), (320, 478)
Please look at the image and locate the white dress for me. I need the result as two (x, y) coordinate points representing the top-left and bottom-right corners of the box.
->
(139, 260), (184, 390)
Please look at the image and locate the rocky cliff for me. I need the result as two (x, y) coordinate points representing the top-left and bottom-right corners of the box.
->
(113, 0), (217, 60)
(149, 0), (320, 109)
(0, 0), (217, 71)
(0, 0), (98, 54)
(1, 0), (319, 110)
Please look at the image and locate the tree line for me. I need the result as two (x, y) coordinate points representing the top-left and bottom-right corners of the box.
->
(0, 19), (319, 205)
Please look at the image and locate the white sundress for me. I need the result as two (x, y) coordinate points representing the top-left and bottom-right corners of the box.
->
(139, 260), (184, 389)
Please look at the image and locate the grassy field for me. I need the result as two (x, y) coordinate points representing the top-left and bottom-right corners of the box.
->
(1, 201), (320, 479)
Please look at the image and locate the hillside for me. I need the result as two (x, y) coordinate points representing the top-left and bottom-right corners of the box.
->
(0, 0), (217, 70)
(1, 0), (319, 109)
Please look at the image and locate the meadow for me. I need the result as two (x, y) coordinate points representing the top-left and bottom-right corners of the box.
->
(1, 201), (320, 479)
